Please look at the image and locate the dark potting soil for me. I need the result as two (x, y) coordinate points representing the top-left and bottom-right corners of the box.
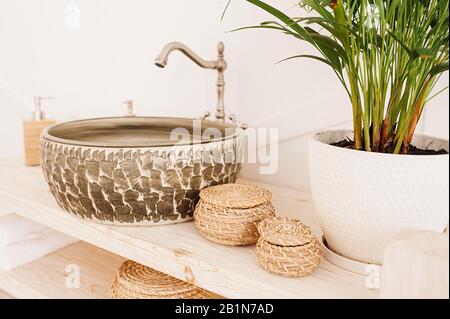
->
(331, 138), (448, 155)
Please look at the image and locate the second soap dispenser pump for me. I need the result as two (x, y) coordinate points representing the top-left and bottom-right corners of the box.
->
(23, 96), (56, 166)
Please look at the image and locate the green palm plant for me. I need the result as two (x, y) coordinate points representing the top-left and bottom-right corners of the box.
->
(229, 0), (449, 153)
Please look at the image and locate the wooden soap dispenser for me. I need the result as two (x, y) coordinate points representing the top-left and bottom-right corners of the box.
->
(23, 96), (56, 166)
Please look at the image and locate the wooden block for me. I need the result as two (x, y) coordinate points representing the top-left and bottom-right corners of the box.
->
(23, 119), (56, 166)
(381, 230), (449, 299)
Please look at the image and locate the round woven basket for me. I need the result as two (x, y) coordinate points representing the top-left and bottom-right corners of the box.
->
(111, 260), (220, 299)
(257, 216), (316, 246)
(256, 217), (322, 277)
(194, 184), (275, 246)
(199, 183), (272, 208)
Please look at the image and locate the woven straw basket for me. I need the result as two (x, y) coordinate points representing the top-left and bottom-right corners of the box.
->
(256, 216), (322, 277)
(194, 184), (275, 246)
(111, 260), (220, 299)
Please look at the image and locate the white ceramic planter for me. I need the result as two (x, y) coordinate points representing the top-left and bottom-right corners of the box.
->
(309, 130), (449, 264)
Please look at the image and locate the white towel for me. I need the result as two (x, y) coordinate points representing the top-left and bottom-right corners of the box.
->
(0, 229), (78, 270)
(0, 209), (8, 217)
(0, 214), (47, 247)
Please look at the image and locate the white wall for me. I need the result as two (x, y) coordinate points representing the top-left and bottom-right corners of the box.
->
(0, 0), (448, 191)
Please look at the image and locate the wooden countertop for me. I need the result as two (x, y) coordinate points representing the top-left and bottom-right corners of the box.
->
(0, 157), (378, 299)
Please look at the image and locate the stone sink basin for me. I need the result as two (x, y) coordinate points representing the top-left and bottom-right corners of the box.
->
(40, 117), (243, 225)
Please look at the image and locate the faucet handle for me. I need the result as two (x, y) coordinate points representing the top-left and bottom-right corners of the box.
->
(217, 42), (225, 57)
(228, 114), (236, 125)
(201, 111), (211, 120)
(228, 113), (248, 130)
(240, 123), (249, 130)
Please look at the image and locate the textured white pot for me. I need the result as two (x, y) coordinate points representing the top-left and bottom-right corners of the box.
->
(309, 130), (449, 264)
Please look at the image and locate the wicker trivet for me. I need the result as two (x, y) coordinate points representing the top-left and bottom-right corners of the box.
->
(111, 260), (220, 299)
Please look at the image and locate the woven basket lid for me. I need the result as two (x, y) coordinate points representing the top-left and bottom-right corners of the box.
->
(199, 184), (272, 209)
(111, 260), (215, 299)
(258, 216), (316, 247)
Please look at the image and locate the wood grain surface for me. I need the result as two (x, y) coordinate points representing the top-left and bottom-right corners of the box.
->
(0, 157), (378, 299)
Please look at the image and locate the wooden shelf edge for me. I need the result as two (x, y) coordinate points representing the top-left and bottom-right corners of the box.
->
(1, 189), (376, 299)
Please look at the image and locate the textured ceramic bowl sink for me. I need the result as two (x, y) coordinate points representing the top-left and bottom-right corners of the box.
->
(41, 117), (243, 225)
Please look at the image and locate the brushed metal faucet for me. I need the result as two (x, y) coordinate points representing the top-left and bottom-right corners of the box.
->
(155, 42), (227, 122)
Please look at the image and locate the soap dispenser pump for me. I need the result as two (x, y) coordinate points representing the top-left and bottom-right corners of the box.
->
(23, 96), (56, 166)
(123, 99), (135, 117)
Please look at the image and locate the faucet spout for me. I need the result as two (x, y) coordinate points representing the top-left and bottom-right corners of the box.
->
(155, 41), (228, 122)
(155, 42), (220, 70)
